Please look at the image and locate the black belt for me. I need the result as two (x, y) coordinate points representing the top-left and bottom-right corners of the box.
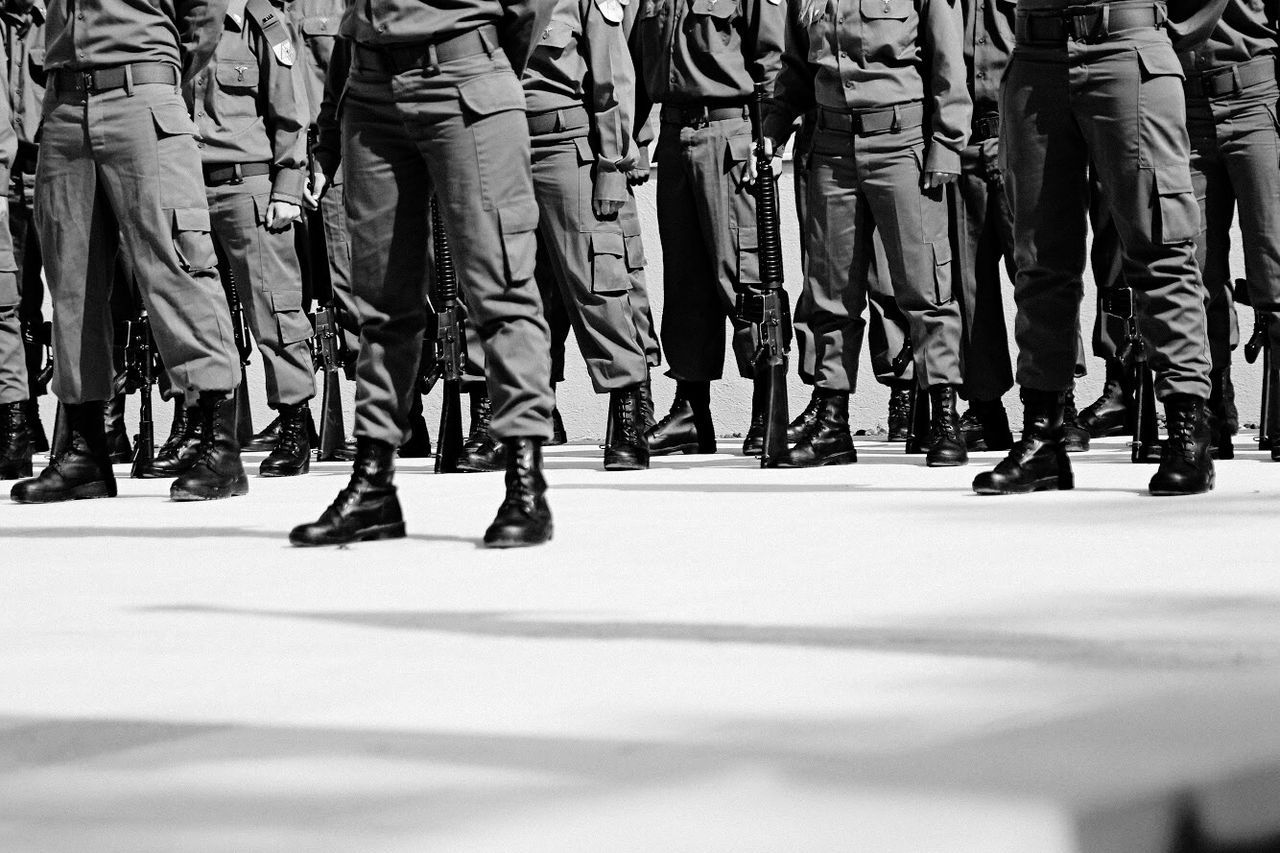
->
(526, 105), (590, 136)
(353, 25), (496, 75)
(660, 102), (749, 128)
(1184, 55), (1277, 99)
(52, 62), (178, 97)
(1016, 3), (1166, 45)
(972, 114), (1000, 143)
(816, 101), (924, 136)
(204, 162), (272, 186)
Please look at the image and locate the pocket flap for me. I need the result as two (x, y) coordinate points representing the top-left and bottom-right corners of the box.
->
(1154, 164), (1194, 196)
(726, 133), (752, 163)
(498, 201), (540, 235)
(860, 0), (910, 19)
(691, 0), (735, 18)
(172, 206), (211, 233)
(457, 74), (527, 118)
(1136, 43), (1184, 79)
(736, 225), (758, 251)
(301, 15), (338, 36)
(216, 61), (260, 88)
(573, 136), (595, 164)
(538, 21), (576, 49)
(931, 239), (952, 266)
(270, 289), (304, 312)
(591, 231), (625, 257)
(151, 103), (198, 137)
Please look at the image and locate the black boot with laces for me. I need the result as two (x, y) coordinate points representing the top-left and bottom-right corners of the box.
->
(887, 380), (911, 442)
(483, 437), (553, 548)
(136, 395), (202, 479)
(260, 403), (311, 477)
(290, 437), (405, 546)
(925, 385), (968, 467)
(604, 384), (649, 471)
(787, 389), (823, 444)
(973, 388), (1074, 495)
(0, 400), (32, 480)
(774, 390), (857, 468)
(644, 380), (716, 455)
(170, 391), (249, 501)
(11, 402), (117, 503)
(457, 390), (506, 472)
(1149, 394), (1214, 496)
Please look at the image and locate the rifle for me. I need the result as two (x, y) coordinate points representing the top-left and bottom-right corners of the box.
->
(422, 195), (466, 473)
(223, 268), (255, 446)
(741, 81), (792, 468)
(890, 339), (930, 454)
(1102, 286), (1159, 463)
(122, 311), (157, 477)
(1241, 286), (1278, 450)
(312, 303), (353, 461)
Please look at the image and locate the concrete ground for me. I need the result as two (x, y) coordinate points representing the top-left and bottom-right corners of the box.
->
(2, 437), (1279, 852)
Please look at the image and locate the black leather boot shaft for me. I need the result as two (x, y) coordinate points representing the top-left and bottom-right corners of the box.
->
(25, 399), (49, 453)
(484, 437), (553, 547)
(136, 396), (202, 479)
(887, 380), (911, 442)
(170, 391), (249, 501)
(290, 437), (405, 546)
(1, 400), (33, 480)
(1062, 389), (1091, 452)
(457, 390), (507, 472)
(644, 380), (716, 455)
(961, 398), (1013, 452)
(925, 386), (968, 467)
(104, 376), (134, 464)
(399, 393), (432, 458)
(11, 402), (117, 503)
(260, 403), (312, 477)
(548, 407), (568, 446)
(786, 390), (823, 444)
(973, 388), (1074, 495)
(604, 384), (649, 471)
(1077, 358), (1132, 438)
(244, 414), (282, 452)
(638, 378), (655, 432)
(1149, 394), (1215, 496)
(741, 379), (768, 456)
(775, 390), (857, 468)
(1207, 368), (1234, 460)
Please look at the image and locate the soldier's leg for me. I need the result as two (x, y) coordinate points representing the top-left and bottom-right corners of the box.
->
(0, 243), (29, 477)
(1187, 109), (1235, 374)
(619, 200), (661, 372)
(793, 116), (816, 386)
(955, 149), (1013, 403)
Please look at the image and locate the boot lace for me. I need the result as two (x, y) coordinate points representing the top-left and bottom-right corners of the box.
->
(651, 395), (688, 433)
(275, 410), (306, 457)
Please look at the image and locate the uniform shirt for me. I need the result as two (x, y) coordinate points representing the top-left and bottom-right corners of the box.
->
(1179, 0), (1278, 75)
(339, 0), (550, 75)
(1014, 0), (1230, 53)
(0, 28), (15, 196)
(630, 0), (784, 105)
(287, 0), (341, 123)
(763, 0), (971, 175)
(3, 0), (44, 149)
(44, 0), (228, 84)
(524, 0), (636, 202)
(964, 0), (1014, 126)
(185, 0), (308, 203)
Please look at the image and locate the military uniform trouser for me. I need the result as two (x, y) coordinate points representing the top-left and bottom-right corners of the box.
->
(343, 46), (552, 444)
(955, 144), (1015, 401)
(207, 174), (316, 408)
(530, 132), (648, 393)
(1002, 31), (1212, 400)
(0, 200), (25, 404)
(36, 81), (240, 404)
(1187, 80), (1280, 367)
(804, 120), (963, 393)
(654, 113), (758, 382)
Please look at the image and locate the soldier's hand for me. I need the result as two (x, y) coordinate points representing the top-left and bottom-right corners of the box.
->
(625, 148), (652, 186)
(923, 171), (959, 190)
(266, 201), (302, 232)
(593, 198), (625, 218)
(744, 137), (783, 186)
(304, 169), (329, 211)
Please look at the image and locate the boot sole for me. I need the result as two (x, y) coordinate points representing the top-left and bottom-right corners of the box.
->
(926, 455), (969, 468)
(484, 524), (554, 549)
(1149, 471), (1216, 497)
(772, 451), (858, 469)
(258, 460), (311, 478)
(289, 521), (407, 547)
(973, 474), (1074, 495)
(603, 459), (650, 471)
(170, 476), (251, 502)
(648, 443), (716, 457)
(12, 481), (117, 503)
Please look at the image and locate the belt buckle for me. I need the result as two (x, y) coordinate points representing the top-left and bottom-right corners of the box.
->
(1066, 7), (1102, 44)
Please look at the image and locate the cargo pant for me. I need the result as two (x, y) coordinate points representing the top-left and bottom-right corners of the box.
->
(529, 128), (649, 392)
(0, 203), (24, 405)
(1001, 26), (1212, 400)
(36, 80), (240, 404)
(1186, 73), (1280, 365)
(654, 110), (758, 381)
(207, 174), (316, 407)
(954, 142), (1015, 402)
(804, 118), (964, 393)
(343, 45), (553, 444)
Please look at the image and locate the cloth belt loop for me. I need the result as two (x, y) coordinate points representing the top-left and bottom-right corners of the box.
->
(891, 104), (900, 133)
(1100, 5), (1109, 38)
(1231, 65), (1242, 94)
(123, 64), (134, 97)
(230, 164), (243, 185)
(425, 43), (440, 75)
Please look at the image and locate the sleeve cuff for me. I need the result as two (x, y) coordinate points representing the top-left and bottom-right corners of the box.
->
(0, 167), (11, 195)
(271, 168), (306, 203)
(593, 169), (628, 204)
(924, 144), (961, 176)
(761, 110), (795, 150)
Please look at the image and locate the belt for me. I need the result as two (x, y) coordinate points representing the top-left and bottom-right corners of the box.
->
(204, 162), (272, 186)
(52, 62), (178, 97)
(526, 105), (590, 136)
(1184, 55), (1277, 99)
(353, 25), (496, 75)
(816, 101), (924, 136)
(1015, 3), (1166, 45)
(972, 113), (1000, 143)
(660, 102), (749, 127)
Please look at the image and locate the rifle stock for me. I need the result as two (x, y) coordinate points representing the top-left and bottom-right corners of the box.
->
(1101, 287), (1160, 463)
(223, 269), (255, 445)
(430, 196), (466, 474)
(126, 313), (156, 478)
(313, 305), (353, 461)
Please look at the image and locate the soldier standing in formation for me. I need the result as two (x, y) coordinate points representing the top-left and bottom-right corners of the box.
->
(0, 0), (21, 480)
(974, 0), (1229, 496)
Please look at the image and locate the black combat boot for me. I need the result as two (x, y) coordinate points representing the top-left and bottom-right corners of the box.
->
(1062, 389), (1090, 452)
(775, 390), (857, 468)
(399, 393), (432, 458)
(741, 380), (767, 456)
(604, 384), (648, 471)
(638, 378), (655, 431)
(645, 380), (716, 455)
(1077, 359), (1132, 438)
(104, 377), (133, 464)
(973, 388), (1074, 495)
(11, 402), (117, 503)
(961, 398), (1013, 452)
(925, 386), (968, 467)
(887, 379), (911, 442)
(0, 401), (33, 480)
(548, 407), (568, 446)
(457, 390), (506, 472)
(170, 391), (249, 501)
(1149, 394), (1214, 496)
(25, 399), (49, 454)
(483, 437), (553, 547)
(289, 437), (405, 546)
(1208, 368), (1234, 460)
(136, 395), (203, 479)
(244, 414), (281, 452)
(787, 389), (823, 443)
(260, 403), (311, 477)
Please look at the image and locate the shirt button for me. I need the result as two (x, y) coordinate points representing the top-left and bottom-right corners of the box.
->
(977, 36), (985, 44)
(976, 71), (985, 78)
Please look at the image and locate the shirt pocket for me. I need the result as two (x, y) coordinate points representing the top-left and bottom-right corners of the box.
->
(301, 16), (339, 69)
(860, 0), (911, 19)
(537, 21), (578, 51)
(687, 0), (738, 54)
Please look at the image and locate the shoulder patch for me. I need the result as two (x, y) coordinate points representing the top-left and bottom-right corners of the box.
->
(272, 39), (296, 66)
(595, 0), (626, 24)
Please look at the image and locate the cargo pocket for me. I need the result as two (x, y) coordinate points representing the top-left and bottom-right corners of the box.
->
(930, 239), (953, 305)
(725, 132), (752, 187)
(270, 289), (314, 345)
(151, 102), (198, 139)
(622, 216), (646, 271)
(538, 20), (577, 52)
(590, 232), (629, 293)
(458, 73), (529, 210)
(1152, 166), (1199, 245)
(171, 207), (216, 274)
(498, 202), (540, 282)
(736, 226), (761, 287)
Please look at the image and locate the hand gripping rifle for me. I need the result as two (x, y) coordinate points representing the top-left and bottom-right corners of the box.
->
(425, 195), (466, 473)
(223, 269), (255, 446)
(123, 311), (157, 477)
(1239, 280), (1279, 450)
(1102, 286), (1159, 463)
(740, 81), (792, 468)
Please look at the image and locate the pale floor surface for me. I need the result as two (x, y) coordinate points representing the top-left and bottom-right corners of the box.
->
(2, 437), (1279, 853)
